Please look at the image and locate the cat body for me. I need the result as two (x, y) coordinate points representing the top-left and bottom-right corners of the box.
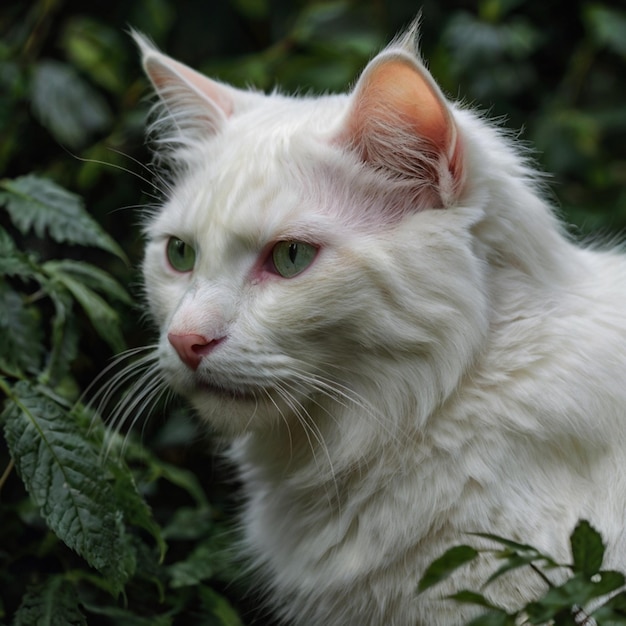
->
(135, 25), (626, 625)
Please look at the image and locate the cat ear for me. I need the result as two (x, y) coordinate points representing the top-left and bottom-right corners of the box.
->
(132, 31), (233, 136)
(336, 32), (464, 208)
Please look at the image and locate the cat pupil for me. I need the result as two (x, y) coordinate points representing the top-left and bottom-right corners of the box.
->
(288, 243), (298, 264)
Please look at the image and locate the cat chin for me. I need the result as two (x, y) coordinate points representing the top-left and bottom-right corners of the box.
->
(187, 386), (282, 436)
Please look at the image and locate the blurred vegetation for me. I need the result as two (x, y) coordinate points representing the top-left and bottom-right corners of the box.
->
(0, 0), (625, 623)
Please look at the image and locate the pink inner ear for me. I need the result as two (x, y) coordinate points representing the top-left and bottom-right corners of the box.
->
(145, 54), (233, 119)
(360, 60), (450, 154)
(337, 55), (464, 206)
(167, 60), (234, 118)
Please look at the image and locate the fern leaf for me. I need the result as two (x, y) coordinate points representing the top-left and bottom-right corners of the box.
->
(45, 268), (126, 353)
(0, 225), (40, 279)
(13, 576), (87, 626)
(0, 175), (125, 260)
(0, 283), (44, 377)
(43, 259), (132, 305)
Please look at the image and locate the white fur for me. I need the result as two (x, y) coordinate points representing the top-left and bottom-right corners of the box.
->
(137, 26), (626, 625)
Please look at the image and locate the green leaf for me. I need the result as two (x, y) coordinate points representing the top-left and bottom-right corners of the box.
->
(587, 570), (626, 599)
(599, 590), (626, 613)
(585, 5), (626, 57)
(448, 590), (501, 610)
(108, 457), (167, 562)
(60, 17), (127, 94)
(0, 175), (126, 259)
(470, 532), (551, 559)
(197, 585), (244, 626)
(0, 282), (44, 377)
(123, 438), (209, 508)
(593, 591), (626, 622)
(43, 259), (132, 305)
(466, 610), (517, 626)
(570, 520), (605, 577)
(30, 59), (112, 149)
(47, 268), (126, 353)
(231, 0), (268, 19)
(162, 505), (214, 541)
(81, 602), (172, 626)
(2, 382), (135, 590)
(0, 225), (39, 279)
(483, 554), (548, 587)
(168, 527), (235, 588)
(40, 284), (79, 389)
(524, 571), (624, 624)
(73, 403), (166, 561)
(417, 545), (479, 593)
(13, 576), (86, 626)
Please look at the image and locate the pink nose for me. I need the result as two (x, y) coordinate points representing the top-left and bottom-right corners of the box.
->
(167, 333), (222, 370)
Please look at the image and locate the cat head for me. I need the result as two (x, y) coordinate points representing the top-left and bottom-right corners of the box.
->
(135, 25), (490, 441)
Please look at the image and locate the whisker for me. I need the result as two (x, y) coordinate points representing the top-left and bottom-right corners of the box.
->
(102, 365), (165, 460)
(67, 147), (170, 200)
(287, 363), (406, 449)
(270, 380), (342, 522)
(83, 347), (159, 434)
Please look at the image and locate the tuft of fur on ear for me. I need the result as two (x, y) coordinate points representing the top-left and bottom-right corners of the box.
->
(335, 23), (464, 209)
(132, 30), (246, 167)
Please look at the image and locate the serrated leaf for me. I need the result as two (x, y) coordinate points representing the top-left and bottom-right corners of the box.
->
(570, 520), (605, 577)
(30, 59), (112, 149)
(70, 409), (165, 562)
(417, 545), (479, 593)
(0, 225), (39, 279)
(41, 285), (79, 389)
(13, 576), (86, 626)
(0, 175), (125, 259)
(108, 457), (167, 562)
(43, 259), (132, 305)
(0, 282), (44, 377)
(2, 382), (135, 589)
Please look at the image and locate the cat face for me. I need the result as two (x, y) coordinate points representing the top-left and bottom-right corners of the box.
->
(137, 29), (489, 437)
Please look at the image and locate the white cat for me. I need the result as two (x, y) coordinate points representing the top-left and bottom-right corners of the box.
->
(134, 23), (626, 625)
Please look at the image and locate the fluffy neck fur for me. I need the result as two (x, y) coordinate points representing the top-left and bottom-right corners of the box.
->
(136, 25), (626, 625)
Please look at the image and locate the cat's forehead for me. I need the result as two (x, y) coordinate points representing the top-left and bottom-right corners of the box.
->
(151, 113), (342, 250)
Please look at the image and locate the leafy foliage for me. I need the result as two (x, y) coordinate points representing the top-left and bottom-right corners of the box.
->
(0, 175), (244, 623)
(418, 520), (626, 625)
(0, 176), (125, 260)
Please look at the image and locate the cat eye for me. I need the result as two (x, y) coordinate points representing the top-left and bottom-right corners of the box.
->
(271, 241), (317, 278)
(166, 237), (196, 273)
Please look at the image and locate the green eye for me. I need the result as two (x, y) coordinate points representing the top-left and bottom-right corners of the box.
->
(272, 241), (317, 278)
(166, 237), (196, 272)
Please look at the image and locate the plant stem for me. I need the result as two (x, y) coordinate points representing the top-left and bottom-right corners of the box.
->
(529, 562), (555, 589)
(0, 458), (15, 493)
